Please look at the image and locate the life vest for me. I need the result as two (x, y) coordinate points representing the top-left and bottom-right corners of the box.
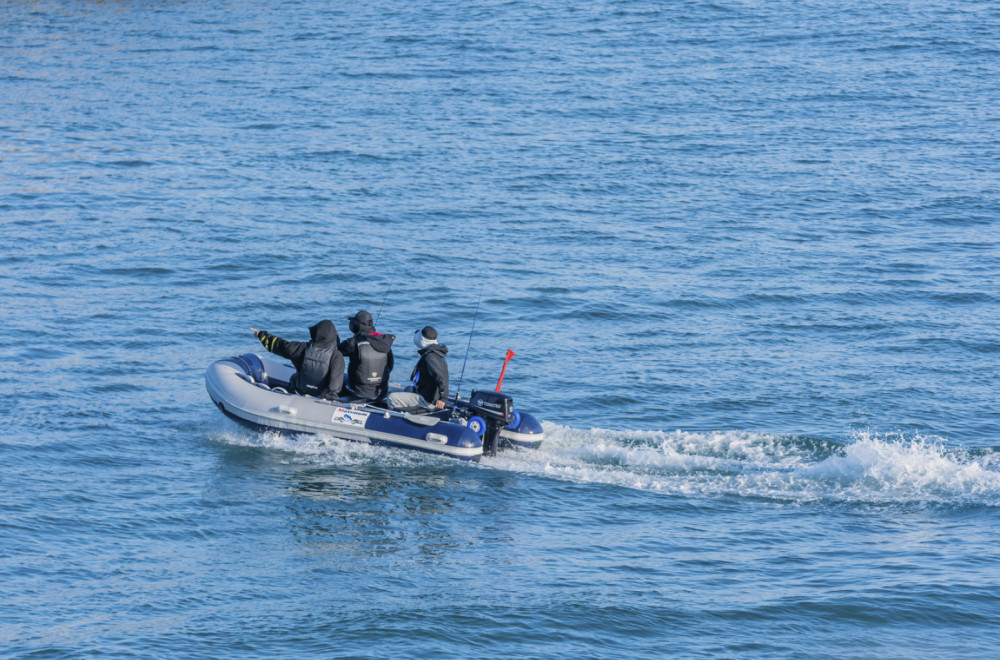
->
(295, 342), (337, 396)
(353, 339), (388, 392)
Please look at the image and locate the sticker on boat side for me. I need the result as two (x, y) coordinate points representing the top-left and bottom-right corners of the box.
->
(331, 407), (370, 427)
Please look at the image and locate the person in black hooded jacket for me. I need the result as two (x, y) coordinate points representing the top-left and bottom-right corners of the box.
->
(338, 310), (395, 402)
(387, 326), (449, 411)
(250, 320), (344, 400)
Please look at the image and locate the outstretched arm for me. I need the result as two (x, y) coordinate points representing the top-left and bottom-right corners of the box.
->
(251, 327), (297, 360)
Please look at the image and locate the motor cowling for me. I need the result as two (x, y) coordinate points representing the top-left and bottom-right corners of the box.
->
(235, 353), (269, 385)
(469, 390), (514, 456)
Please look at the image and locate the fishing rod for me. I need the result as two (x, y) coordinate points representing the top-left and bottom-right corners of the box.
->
(452, 283), (485, 414)
(374, 277), (394, 327)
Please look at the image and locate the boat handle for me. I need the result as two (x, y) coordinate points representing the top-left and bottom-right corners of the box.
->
(278, 405), (298, 416)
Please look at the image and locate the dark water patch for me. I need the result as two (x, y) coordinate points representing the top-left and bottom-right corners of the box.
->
(104, 159), (154, 168)
(923, 214), (996, 226)
(296, 148), (359, 161)
(97, 266), (175, 277)
(90, 382), (146, 393)
(928, 292), (996, 305)
(662, 296), (726, 310)
(956, 340), (1000, 354)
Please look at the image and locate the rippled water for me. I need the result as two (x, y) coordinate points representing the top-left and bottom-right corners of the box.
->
(3, 0), (1000, 657)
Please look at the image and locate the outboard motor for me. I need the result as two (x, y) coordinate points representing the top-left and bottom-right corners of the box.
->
(234, 353), (269, 385)
(468, 390), (514, 457)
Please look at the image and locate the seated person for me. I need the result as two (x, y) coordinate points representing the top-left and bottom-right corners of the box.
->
(251, 321), (344, 400)
(388, 326), (449, 412)
(338, 310), (395, 402)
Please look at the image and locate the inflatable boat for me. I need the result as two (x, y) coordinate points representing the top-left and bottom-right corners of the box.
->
(205, 353), (544, 460)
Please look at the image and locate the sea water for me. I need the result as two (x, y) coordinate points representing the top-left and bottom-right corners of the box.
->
(2, 0), (999, 657)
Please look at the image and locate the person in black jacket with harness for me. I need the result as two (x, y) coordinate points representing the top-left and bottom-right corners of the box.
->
(250, 320), (344, 400)
(338, 310), (395, 403)
(387, 326), (449, 412)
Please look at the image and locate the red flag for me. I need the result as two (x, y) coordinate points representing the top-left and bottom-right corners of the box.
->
(496, 349), (516, 391)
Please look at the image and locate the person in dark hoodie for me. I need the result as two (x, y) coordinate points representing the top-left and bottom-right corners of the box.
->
(387, 326), (449, 411)
(338, 310), (395, 402)
(250, 321), (344, 400)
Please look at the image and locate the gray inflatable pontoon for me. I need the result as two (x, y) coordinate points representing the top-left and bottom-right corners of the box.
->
(205, 353), (544, 460)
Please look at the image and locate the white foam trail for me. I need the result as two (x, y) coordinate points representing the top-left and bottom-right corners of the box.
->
(211, 421), (1000, 506)
(801, 431), (1000, 504)
(490, 423), (1000, 506)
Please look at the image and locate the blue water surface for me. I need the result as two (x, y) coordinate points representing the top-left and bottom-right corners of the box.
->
(3, 0), (1000, 657)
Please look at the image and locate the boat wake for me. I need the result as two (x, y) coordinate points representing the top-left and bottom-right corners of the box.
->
(212, 422), (1000, 506)
(490, 423), (1000, 507)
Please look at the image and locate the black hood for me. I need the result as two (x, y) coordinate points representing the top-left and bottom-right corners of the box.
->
(419, 343), (448, 357)
(364, 332), (395, 353)
(309, 320), (338, 346)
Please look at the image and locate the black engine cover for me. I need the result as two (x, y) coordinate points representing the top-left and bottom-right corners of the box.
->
(469, 390), (514, 425)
